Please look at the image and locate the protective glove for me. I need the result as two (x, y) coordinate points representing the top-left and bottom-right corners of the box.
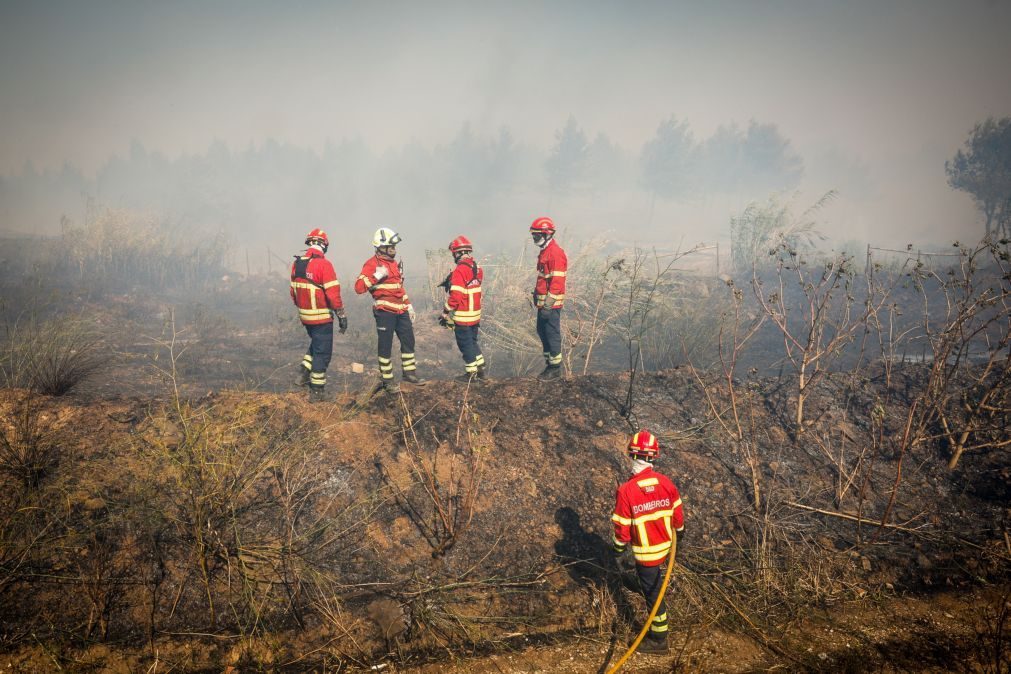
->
(439, 311), (455, 329)
(438, 273), (452, 292)
(373, 266), (389, 282)
(531, 291), (540, 309)
(338, 315), (348, 334)
(407, 304), (416, 322)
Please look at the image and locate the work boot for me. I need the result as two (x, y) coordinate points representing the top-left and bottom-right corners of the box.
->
(298, 366), (311, 387)
(455, 372), (477, 384)
(402, 372), (426, 386)
(378, 379), (400, 394)
(476, 364), (489, 381)
(636, 636), (669, 655)
(308, 386), (331, 404)
(537, 365), (562, 381)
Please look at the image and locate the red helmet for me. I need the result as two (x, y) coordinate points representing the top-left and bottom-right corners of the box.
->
(305, 228), (329, 247)
(529, 216), (556, 234)
(449, 235), (473, 254)
(627, 429), (660, 460)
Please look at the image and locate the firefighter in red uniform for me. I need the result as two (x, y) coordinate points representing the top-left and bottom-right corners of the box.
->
(290, 228), (347, 403)
(611, 430), (685, 655)
(529, 216), (567, 380)
(440, 235), (486, 382)
(355, 227), (425, 392)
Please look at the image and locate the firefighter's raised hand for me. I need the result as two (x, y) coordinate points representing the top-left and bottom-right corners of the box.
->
(373, 266), (389, 282)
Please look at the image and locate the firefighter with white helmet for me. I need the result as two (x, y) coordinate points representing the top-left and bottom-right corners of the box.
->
(611, 430), (685, 655)
(355, 227), (425, 391)
(440, 235), (486, 382)
(529, 216), (568, 380)
(290, 228), (347, 403)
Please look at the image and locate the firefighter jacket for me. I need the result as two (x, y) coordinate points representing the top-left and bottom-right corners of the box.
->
(290, 248), (344, 325)
(443, 256), (483, 326)
(611, 466), (684, 567)
(534, 239), (567, 309)
(355, 255), (410, 314)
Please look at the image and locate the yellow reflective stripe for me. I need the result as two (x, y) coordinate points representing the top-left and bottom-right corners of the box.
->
(671, 497), (682, 509)
(357, 274), (371, 284)
(450, 286), (480, 294)
(634, 547), (672, 563)
(547, 271), (567, 277)
(298, 308), (331, 318)
(632, 539), (672, 553)
(636, 478), (659, 488)
(454, 310), (480, 318)
(323, 280), (340, 289)
(373, 283), (403, 290)
(636, 509), (674, 524)
(291, 281), (323, 290)
(374, 300), (408, 310)
(611, 513), (632, 526)
(613, 535), (627, 546)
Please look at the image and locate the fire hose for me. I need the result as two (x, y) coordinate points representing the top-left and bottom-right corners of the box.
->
(605, 535), (677, 674)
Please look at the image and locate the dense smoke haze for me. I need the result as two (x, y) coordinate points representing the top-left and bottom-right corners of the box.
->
(1, 0), (1010, 270)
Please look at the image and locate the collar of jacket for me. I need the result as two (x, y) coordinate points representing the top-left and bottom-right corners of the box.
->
(631, 459), (654, 476)
(306, 246), (325, 257)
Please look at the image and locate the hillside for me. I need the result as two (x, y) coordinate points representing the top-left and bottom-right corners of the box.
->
(1, 368), (1007, 672)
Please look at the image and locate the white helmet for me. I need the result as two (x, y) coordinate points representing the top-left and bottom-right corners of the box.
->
(373, 227), (402, 248)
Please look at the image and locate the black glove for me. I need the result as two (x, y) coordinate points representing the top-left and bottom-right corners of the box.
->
(438, 273), (452, 292)
(334, 311), (347, 334)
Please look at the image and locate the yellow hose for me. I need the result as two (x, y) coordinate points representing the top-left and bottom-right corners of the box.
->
(605, 534), (677, 674)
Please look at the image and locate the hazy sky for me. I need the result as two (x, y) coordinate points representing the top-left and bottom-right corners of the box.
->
(1, 0), (1010, 243)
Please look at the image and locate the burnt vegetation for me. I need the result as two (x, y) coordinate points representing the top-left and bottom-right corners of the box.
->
(0, 204), (1009, 671)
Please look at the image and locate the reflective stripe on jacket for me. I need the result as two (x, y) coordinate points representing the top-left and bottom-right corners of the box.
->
(534, 239), (567, 309)
(444, 257), (483, 325)
(290, 249), (343, 325)
(355, 255), (410, 314)
(612, 467), (684, 566)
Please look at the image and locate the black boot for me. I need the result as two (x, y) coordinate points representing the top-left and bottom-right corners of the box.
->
(476, 364), (489, 381)
(455, 372), (477, 383)
(308, 386), (330, 404)
(378, 378), (400, 394)
(537, 365), (562, 381)
(298, 366), (311, 387)
(402, 372), (426, 386)
(636, 635), (669, 655)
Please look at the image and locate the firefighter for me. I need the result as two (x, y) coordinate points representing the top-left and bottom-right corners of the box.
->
(529, 216), (567, 380)
(355, 227), (425, 391)
(611, 430), (685, 656)
(290, 228), (347, 403)
(440, 235), (486, 382)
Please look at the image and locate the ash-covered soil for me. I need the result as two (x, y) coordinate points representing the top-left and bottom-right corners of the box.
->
(1, 366), (1007, 672)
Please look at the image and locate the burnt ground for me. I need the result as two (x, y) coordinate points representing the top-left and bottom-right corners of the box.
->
(1, 363), (1008, 672)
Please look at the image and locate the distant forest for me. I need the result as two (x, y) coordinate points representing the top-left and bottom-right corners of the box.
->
(0, 116), (811, 255)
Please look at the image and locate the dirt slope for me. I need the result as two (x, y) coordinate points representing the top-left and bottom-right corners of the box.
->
(0, 368), (1008, 672)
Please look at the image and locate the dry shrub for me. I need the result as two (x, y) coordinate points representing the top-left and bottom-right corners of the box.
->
(0, 392), (60, 489)
(60, 206), (226, 294)
(1, 314), (107, 395)
(972, 586), (1011, 674)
